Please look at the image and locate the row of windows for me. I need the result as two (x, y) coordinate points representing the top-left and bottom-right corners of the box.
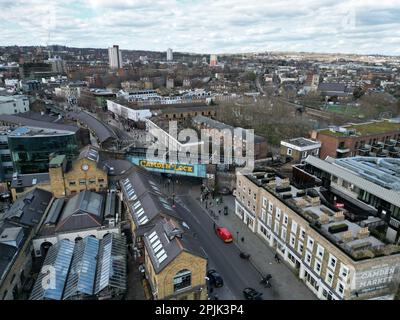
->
(259, 195), (349, 293)
(68, 178), (105, 186)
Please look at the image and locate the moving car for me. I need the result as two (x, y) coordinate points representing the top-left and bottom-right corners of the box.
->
(215, 227), (233, 243)
(243, 288), (263, 300)
(207, 269), (224, 288)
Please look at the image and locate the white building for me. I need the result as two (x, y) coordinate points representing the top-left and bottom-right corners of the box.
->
(108, 45), (123, 69)
(210, 54), (218, 66)
(0, 95), (29, 115)
(167, 48), (173, 61)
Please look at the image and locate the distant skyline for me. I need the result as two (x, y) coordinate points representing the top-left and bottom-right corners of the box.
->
(1, 0), (400, 56)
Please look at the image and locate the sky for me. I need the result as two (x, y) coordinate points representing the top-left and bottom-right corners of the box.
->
(1, 0), (400, 55)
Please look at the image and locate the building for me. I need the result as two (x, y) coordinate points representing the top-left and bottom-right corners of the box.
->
(10, 172), (51, 201)
(7, 126), (80, 174)
(317, 83), (353, 101)
(143, 218), (208, 300)
(0, 128), (13, 181)
(311, 119), (400, 159)
(32, 190), (120, 258)
(119, 166), (208, 300)
(0, 188), (53, 300)
(166, 78), (174, 89)
(295, 156), (400, 243)
(0, 95), (29, 115)
(192, 115), (268, 160)
(210, 54), (218, 67)
(46, 56), (66, 74)
(108, 45), (123, 69)
(234, 169), (400, 300)
(30, 233), (126, 300)
(167, 48), (173, 61)
(49, 147), (108, 198)
(280, 137), (321, 163)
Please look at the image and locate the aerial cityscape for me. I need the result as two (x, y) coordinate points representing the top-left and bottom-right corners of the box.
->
(0, 0), (400, 308)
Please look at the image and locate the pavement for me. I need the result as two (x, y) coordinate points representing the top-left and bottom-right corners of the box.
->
(167, 178), (316, 300)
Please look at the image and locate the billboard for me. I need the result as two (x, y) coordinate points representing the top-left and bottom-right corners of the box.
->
(127, 156), (207, 177)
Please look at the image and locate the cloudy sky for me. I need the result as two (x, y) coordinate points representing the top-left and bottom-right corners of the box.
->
(1, 0), (400, 55)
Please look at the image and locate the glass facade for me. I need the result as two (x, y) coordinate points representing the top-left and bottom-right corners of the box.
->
(8, 133), (79, 174)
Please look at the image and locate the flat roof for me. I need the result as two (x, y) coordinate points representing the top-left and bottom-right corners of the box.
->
(49, 155), (66, 167)
(318, 120), (400, 137)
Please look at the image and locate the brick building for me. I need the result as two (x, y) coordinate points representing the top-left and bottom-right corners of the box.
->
(311, 119), (400, 160)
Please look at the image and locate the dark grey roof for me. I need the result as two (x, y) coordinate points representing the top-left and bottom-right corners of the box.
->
(0, 114), (79, 133)
(104, 191), (116, 218)
(193, 115), (234, 132)
(44, 198), (65, 225)
(78, 146), (100, 162)
(10, 173), (50, 189)
(143, 218), (206, 274)
(55, 191), (104, 233)
(0, 242), (18, 284)
(3, 188), (53, 227)
(66, 111), (117, 144)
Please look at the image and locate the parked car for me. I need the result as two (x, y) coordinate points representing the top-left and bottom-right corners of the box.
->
(243, 288), (263, 300)
(215, 227), (233, 243)
(207, 269), (224, 288)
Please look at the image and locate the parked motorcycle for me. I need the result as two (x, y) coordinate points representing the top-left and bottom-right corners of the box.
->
(239, 252), (251, 260)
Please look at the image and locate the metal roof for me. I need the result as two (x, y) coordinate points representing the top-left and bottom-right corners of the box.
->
(63, 237), (99, 299)
(94, 233), (126, 294)
(30, 239), (75, 300)
(305, 156), (400, 208)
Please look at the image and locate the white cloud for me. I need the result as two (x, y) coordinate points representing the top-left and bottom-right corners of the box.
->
(0, 0), (399, 55)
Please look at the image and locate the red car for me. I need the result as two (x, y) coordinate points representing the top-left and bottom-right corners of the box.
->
(215, 227), (233, 243)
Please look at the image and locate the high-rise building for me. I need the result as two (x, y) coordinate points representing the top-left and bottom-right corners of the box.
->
(210, 54), (218, 66)
(108, 45), (123, 69)
(167, 48), (173, 61)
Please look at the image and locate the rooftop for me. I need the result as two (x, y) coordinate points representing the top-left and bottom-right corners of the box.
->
(49, 155), (66, 167)
(318, 119), (400, 137)
(245, 170), (393, 260)
(8, 126), (75, 137)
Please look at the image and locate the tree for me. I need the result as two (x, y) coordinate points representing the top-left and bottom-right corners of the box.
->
(353, 86), (365, 100)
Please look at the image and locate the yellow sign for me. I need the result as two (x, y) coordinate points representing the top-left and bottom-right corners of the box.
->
(139, 160), (194, 173)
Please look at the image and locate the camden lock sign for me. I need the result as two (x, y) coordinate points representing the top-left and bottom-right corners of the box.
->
(139, 160), (194, 173)
(354, 263), (400, 294)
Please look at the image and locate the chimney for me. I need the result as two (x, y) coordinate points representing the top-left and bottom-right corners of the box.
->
(341, 230), (353, 242)
(357, 227), (370, 239)
(334, 211), (345, 222)
(319, 213), (329, 225)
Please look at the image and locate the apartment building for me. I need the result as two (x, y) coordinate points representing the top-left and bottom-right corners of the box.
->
(311, 119), (400, 160)
(235, 170), (400, 300)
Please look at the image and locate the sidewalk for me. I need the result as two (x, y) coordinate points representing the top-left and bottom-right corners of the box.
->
(189, 186), (316, 300)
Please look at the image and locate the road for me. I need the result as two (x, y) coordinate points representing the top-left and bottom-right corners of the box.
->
(173, 192), (283, 300)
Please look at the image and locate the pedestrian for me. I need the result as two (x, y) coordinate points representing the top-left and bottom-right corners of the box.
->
(241, 237), (244, 242)
(218, 210), (221, 215)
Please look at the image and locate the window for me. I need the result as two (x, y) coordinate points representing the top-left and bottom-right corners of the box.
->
(328, 254), (337, 270)
(336, 281), (345, 297)
(281, 227), (287, 241)
(260, 225), (268, 236)
(283, 214), (288, 226)
(307, 236), (314, 251)
(173, 269), (191, 292)
(262, 197), (267, 208)
(69, 181), (76, 186)
(291, 221), (298, 234)
(239, 180), (242, 187)
(316, 244), (324, 259)
(340, 264), (349, 280)
(268, 202), (273, 213)
(276, 208), (281, 220)
(248, 189), (251, 195)
(326, 271), (334, 286)
(98, 178), (105, 183)
(287, 148), (292, 156)
(305, 251), (312, 266)
(252, 205), (256, 212)
(314, 260), (322, 275)
(300, 227), (306, 240)
(261, 209), (266, 223)
(267, 214), (272, 227)
(247, 201), (250, 207)
(79, 179), (86, 185)
(274, 222), (280, 235)
(89, 179), (96, 184)
(297, 242), (304, 255)
(289, 234), (296, 247)
(253, 193), (257, 200)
